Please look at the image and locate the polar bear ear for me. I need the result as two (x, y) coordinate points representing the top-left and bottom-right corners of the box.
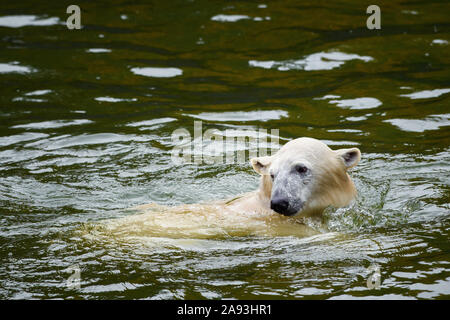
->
(250, 156), (272, 175)
(335, 147), (361, 169)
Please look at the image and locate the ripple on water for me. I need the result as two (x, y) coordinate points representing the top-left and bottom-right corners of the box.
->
(187, 127), (281, 160)
(327, 129), (363, 134)
(211, 14), (270, 22)
(10, 119), (93, 130)
(412, 278), (450, 299)
(86, 48), (112, 53)
(431, 39), (448, 45)
(249, 51), (373, 71)
(13, 90), (53, 103)
(0, 15), (61, 28)
(13, 97), (46, 103)
(345, 116), (369, 122)
(383, 114), (450, 132)
(252, 16), (271, 21)
(314, 94), (341, 100)
(328, 97), (382, 110)
(24, 90), (52, 96)
(399, 88), (450, 99)
(0, 0), (449, 301)
(319, 139), (359, 146)
(0, 62), (34, 74)
(0, 132), (49, 147)
(95, 97), (137, 103)
(126, 117), (177, 127)
(29, 133), (152, 150)
(130, 67), (183, 78)
(184, 110), (288, 122)
(211, 14), (250, 22)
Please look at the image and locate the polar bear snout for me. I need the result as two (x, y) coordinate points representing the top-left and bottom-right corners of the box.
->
(270, 197), (301, 216)
(270, 197), (289, 215)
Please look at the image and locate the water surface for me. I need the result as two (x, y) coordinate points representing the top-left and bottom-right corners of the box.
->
(0, 0), (449, 299)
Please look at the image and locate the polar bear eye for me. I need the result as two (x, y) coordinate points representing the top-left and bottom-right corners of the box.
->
(296, 164), (308, 174)
(270, 173), (275, 180)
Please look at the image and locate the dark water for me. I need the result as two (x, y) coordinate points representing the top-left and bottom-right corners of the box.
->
(0, 0), (449, 299)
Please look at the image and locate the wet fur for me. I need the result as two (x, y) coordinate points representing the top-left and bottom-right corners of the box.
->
(98, 137), (360, 239)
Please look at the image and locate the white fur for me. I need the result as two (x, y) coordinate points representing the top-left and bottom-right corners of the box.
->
(97, 137), (361, 239)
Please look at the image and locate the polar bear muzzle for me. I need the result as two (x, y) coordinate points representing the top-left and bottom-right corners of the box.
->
(270, 196), (302, 216)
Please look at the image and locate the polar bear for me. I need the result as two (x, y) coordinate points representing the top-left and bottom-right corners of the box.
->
(228, 137), (361, 218)
(96, 137), (361, 239)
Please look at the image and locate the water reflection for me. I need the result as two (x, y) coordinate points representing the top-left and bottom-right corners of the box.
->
(329, 97), (382, 110)
(211, 15), (251, 22)
(0, 15), (60, 28)
(95, 97), (137, 103)
(126, 117), (177, 128)
(86, 48), (112, 53)
(24, 90), (52, 96)
(399, 88), (450, 99)
(431, 39), (448, 45)
(130, 67), (183, 78)
(0, 62), (33, 74)
(249, 51), (373, 71)
(384, 114), (450, 132)
(0, 0), (449, 300)
(211, 14), (270, 22)
(184, 110), (288, 122)
(11, 119), (93, 130)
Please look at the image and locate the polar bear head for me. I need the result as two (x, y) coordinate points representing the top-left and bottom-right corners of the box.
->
(251, 137), (361, 216)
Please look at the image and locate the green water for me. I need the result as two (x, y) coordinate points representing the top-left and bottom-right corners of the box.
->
(0, 0), (449, 299)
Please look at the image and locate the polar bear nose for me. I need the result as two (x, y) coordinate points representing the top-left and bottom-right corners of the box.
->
(270, 198), (290, 215)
